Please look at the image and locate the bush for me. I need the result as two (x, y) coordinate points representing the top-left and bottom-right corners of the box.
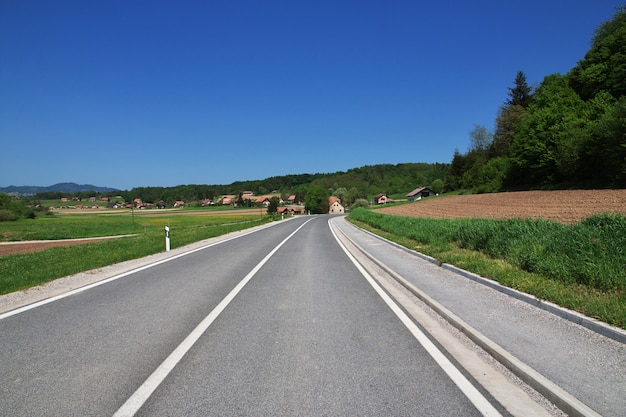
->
(0, 193), (36, 220)
(0, 209), (17, 221)
(350, 199), (370, 210)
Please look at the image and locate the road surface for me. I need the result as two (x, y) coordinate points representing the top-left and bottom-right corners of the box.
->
(1, 215), (623, 416)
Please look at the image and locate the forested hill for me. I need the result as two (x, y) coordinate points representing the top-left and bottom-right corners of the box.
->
(1, 183), (119, 195)
(232, 162), (449, 196)
(449, 6), (626, 192)
(109, 162), (448, 204)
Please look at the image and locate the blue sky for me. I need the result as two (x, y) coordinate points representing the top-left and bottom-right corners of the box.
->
(0, 1), (619, 190)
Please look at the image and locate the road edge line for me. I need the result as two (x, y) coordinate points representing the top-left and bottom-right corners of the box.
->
(332, 218), (602, 417)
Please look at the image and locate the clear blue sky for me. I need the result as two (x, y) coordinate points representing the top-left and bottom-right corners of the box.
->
(0, 1), (619, 190)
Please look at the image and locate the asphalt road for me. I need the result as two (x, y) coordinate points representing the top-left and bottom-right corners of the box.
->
(0, 215), (502, 416)
(3, 215), (621, 416)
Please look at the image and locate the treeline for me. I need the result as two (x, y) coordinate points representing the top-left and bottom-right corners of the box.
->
(109, 162), (448, 207)
(449, 6), (626, 192)
(310, 163), (449, 196)
(28, 162), (447, 208)
(20, 163), (446, 209)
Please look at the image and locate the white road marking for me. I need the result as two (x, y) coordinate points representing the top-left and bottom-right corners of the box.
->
(112, 218), (314, 417)
(329, 220), (502, 417)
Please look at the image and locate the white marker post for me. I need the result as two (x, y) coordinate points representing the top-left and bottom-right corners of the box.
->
(165, 226), (171, 252)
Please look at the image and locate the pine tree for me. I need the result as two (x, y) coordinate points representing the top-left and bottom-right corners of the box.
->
(507, 71), (533, 108)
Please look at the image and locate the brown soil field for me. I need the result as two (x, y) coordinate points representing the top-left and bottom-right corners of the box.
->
(0, 237), (117, 256)
(377, 190), (626, 224)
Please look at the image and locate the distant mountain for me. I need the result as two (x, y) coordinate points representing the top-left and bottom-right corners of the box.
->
(0, 183), (120, 195)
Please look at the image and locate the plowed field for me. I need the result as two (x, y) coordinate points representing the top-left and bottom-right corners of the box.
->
(377, 190), (626, 224)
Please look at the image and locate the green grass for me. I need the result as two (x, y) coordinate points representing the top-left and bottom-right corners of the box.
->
(0, 211), (274, 295)
(0, 214), (144, 241)
(348, 208), (626, 329)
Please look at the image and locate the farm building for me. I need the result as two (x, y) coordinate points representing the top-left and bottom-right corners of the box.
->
(406, 187), (436, 202)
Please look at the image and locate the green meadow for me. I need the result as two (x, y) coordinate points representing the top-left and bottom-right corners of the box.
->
(0, 209), (273, 295)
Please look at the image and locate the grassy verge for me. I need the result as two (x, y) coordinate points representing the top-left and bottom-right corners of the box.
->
(348, 208), (626, 329)
(0, 213), (274, 295)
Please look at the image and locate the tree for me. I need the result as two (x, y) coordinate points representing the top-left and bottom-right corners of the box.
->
(476, 157), (508, 193)
(430, 179), (444, 194)
(235, 193), (245, 207)
(490, 71), (534, 160)
(468, 124), (493, 154)
(350, 199), (370, 210)
(267, 196), (280, 214)
(0, 193), (34, 220)
(507, 74), (586, 187)
(461, 125), (494, 190)
(579, 95), (626, 187)
(448, 149), (469, 190)
(491, 104), (530, 158)
(347, 187), (361, 206)
(507, 71), (533, 108)
(333, 187), (349, 206)
(569, 6), (626, 100)
(304, 185), (329, 214)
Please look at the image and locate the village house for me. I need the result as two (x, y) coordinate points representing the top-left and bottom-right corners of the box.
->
(254, 195), (282, 206)
(374, 193), (390, 204)
(219, 195), (236, 205)
(328, 196), (345, 214)
(406, 187), (436, 202)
